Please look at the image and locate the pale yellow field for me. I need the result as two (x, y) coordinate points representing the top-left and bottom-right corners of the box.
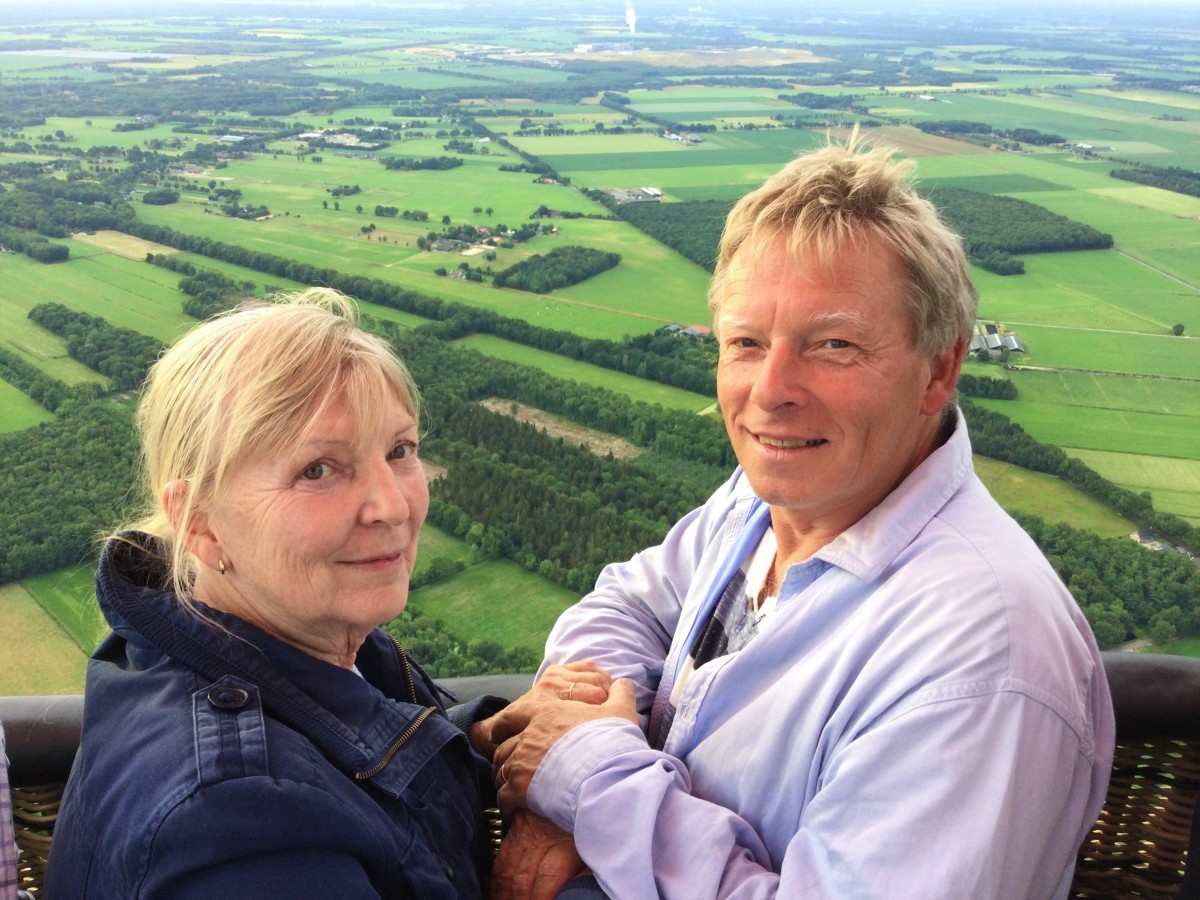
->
(0, 584), (87, 695)
(72, 229), (180, 261)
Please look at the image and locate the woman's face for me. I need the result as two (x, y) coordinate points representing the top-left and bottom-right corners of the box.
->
(196, 388), (428, 666)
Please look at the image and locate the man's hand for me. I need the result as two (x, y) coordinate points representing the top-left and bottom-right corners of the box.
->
(488, 679), (639, 817)
(491, 811), (588, 900)
(472, 660), (614, 761)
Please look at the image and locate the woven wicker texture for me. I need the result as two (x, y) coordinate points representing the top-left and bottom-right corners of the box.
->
(11, 782), (62, 896)
(1071, 738), (1200, 898)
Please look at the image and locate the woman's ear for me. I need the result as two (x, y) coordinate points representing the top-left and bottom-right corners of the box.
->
(162, 480), (221, 571)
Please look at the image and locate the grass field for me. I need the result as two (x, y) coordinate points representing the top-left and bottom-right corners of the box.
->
(406, 558), (579, 653)
(1148, 639), (1200, 658)
(973, 456), (1138, 537)
(4, 240), (197, 344)
(414, 525), (472, 570)
(0, 255), (111, 386)
(455, 334), (714, 410)
(0, 583), (88, 695)
(22, 566), (108, 652)
(0, 379), (54, 433)
(1069, 449), (1200, 526)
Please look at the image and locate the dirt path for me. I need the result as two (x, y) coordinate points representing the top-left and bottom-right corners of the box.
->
(478, 398), (642, 459)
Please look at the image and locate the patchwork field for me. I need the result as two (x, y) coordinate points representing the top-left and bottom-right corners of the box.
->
(0, 583), (88, 695)
(4, 3), (1200, 690)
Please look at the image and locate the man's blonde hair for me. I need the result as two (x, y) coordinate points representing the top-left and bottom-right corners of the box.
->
(122, 287), (421, 602)
(708, 133), (978, 353)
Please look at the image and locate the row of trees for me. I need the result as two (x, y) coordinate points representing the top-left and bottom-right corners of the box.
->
(916, 120), (1066, 146)
(127, 221), (720, 395)
(1110, 164), (1200, 199)
(957, 373), (1019, 400)
(0, 224), (69, 263)
(926, 186), (1114, 260)
(27, 303), (162, 392)
(381, 155), (463, 171)
(491, 246), (620, 294)
(0, 347), (79, 413)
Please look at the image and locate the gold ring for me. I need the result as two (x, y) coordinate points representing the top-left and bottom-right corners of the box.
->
(567, 682), (576, 701)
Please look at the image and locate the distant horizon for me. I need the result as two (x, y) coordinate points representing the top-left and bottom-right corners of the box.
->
(0, 0), (1198, 33)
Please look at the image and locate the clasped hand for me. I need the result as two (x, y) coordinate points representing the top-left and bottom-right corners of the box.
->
(472, 661), (638, 899)
(474, 660), (638, 817)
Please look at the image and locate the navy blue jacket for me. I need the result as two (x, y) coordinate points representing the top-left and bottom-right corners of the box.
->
(45, 536), (494, 899)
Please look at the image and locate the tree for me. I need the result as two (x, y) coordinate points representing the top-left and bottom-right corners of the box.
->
(1173, 323), (1185, 336)
(355, 204), (363, 214)
(442, 214), (451, 225)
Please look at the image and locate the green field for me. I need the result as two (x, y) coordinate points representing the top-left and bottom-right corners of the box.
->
(455, 334), (714, 410)
(0, 583), (88, 695)
(406, 558), (579, 653)
(22, 566), (108, 652)
(0, 379), (54, 433)
(1148, 638), (1200, 658)
(973, 456), (1138, 537)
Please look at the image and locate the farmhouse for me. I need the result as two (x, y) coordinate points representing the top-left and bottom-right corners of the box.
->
(971, 322), (1026, 359)
(606, 187), (662, 204)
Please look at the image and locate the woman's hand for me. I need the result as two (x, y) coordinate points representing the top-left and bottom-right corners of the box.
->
(491, 811), (588, 900)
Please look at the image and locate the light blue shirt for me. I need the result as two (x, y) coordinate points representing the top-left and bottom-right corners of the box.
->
(532, 409), (1114, 899)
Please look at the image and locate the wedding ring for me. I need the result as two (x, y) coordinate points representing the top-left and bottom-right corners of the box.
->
(567, 682), (576, 701)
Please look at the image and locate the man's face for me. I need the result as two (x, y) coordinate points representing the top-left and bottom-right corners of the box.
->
(715, 234), (961, 547)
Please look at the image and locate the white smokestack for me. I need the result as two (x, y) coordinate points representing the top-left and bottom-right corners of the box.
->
(626, 3), (636, 34)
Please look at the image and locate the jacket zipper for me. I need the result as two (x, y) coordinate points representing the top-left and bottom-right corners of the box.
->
(354, 637), (435, 781)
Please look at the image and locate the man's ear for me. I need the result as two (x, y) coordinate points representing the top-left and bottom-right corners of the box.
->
(162, 479), (221, 571)
(921, 337), (968, 416)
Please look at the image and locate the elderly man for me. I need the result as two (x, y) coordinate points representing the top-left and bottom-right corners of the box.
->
(482, 137), (1114, 899)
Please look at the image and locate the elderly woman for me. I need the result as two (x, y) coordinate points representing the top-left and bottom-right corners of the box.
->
(45, 289), (496, 898)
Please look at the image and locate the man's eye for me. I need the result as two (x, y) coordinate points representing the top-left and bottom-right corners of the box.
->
(733, 337), (758, 349)
(825, 339), (851, 349)
(388, 442), (417, 460)
(301, 462), (333, 481)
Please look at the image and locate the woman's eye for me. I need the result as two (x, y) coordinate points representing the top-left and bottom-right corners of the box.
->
(825, 338), (851, 349)
(733, 337), (758, 349)
(388, 442), (417, 460)
(300, 462), (333, 481)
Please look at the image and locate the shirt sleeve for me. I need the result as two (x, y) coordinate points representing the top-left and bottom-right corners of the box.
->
(539, 472), (745, 721)
(530, 687), (1096, 900)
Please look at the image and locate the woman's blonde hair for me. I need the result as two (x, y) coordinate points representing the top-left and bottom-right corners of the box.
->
(121, 287), (421, 602)
(708, 132), (978, 353)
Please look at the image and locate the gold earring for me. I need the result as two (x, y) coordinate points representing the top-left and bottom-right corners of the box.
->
(218, 558), (226, 575)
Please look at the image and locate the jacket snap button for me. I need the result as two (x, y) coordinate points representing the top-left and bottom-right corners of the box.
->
(207, 685), (250, 710)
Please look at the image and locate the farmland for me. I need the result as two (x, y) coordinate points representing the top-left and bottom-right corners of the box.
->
(2, 0), (1199, 689)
